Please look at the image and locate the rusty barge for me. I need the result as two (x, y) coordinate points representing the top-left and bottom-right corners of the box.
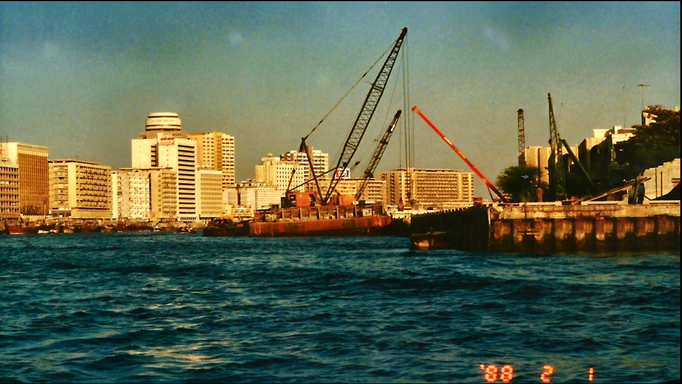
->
(409, 201), (680, 254)
(249, 201), (392, 237)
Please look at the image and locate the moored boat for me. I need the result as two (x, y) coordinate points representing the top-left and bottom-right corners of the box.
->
(203, 218), (249, 237)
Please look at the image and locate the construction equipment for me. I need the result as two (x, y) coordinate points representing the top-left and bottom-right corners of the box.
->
(548, 93), (597, 200)
(355, 110), (401, 201)
(411, 106), (508, 203)
(559, 138), (597, 196)
(306, 27), (407, 206)
(285, 168), (297, 194)
(517, 109), (526, 166)
(548, 93), (567, 201)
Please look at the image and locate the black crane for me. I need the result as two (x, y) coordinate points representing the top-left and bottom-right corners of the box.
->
(354, 110), (402, 202)
(548, 93), (567, 201)
(308, 27), (407, 206)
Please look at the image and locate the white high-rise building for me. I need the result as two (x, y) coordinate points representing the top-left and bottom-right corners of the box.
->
(280, 147), (329, 188)
(131, 112), (198, 221)
(189, 131), (236, 190)
(255, 155), (306, 193)
(237, 179), (282, 215)
(524, 146), (552, 185)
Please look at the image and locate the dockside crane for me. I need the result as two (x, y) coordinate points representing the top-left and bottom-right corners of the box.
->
(517, 109), (526, 166)
(354, 110), (402, 202)
(303, 27), (407, 206)
(548, 93), (567, 201)
(547, 93), (597, 201)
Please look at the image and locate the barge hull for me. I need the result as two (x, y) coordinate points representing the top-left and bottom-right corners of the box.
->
(249, 215), (391, 237)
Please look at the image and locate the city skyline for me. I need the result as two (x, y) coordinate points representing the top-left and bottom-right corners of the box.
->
(1, 1), (680, 195)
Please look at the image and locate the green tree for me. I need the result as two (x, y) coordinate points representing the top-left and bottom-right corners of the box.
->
(495, 164), (546, 202)
(616, 105), (681, 179)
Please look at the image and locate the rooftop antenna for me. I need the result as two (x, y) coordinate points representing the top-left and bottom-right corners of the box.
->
(622, 86), (627, 128)
(638, 83), (650, 111)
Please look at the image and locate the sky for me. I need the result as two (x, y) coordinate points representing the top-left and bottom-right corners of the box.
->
(1, 1), (680, 197)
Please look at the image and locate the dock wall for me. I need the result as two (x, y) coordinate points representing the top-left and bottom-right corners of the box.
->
(410, 202), (680, 254)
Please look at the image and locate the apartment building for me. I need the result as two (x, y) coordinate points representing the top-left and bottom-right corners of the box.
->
(189, 131), (236, 190)
(379, 168), (474, 209)
(255, 155), (306, 193)
(197, 168), (223, 219)
(114, 167), (178, 221)
(0, 142), (49, 216)
(0, 161), (20, 219)
(237, 179), (282, 215)
(49, 159), (112, 218)
(280, 147), (329, 189)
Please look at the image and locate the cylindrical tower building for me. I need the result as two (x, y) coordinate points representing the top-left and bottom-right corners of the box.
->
(145, 112), (182, 132)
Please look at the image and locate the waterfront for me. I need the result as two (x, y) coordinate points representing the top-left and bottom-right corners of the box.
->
(0, 232), (679, 383)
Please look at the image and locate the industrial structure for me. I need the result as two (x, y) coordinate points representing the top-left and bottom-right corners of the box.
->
(517, 109), (526, 166)
(547, 93), (567, 201)
(302, 27), (408, 206)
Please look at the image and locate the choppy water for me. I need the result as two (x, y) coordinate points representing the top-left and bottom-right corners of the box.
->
(0, 232), (679, 383)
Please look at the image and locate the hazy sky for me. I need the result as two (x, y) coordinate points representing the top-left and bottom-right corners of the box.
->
(1, 1), (679, 196)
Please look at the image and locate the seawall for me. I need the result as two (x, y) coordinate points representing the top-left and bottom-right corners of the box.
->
(409, 201), (680, 254)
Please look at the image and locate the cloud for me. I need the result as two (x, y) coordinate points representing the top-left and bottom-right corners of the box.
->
(483, 25), (511, 50)
(44, 41), (59, 60)
(228, 30), (244, 47)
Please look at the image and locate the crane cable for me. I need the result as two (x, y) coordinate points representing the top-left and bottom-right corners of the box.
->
(301, 40), (398, 142)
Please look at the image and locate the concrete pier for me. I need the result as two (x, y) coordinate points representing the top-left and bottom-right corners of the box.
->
(409, 201), (680, 254)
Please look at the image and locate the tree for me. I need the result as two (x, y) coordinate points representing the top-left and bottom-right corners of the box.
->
(495, 164), (547, 202)
(616, 105), (681, 179)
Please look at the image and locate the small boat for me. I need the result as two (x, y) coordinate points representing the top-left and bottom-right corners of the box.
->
(203, 219), (249, 237)
(177, 226), (195, 233)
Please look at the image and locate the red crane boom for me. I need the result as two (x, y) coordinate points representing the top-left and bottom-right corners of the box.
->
(411, 106), (508, 203)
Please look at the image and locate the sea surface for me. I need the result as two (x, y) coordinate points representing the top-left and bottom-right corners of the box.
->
(0, 232), (679, 383)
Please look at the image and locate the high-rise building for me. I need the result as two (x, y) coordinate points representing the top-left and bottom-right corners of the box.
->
(0, 161), (20, 219)
(48, 159), (112, 218)
(132, 112), (198, 221)
(114, 167), (178, 221)
(280, 147), (329, 189)
(315, 178), (385, 203)
(0, 142), (49, 216)
(188, 132), (236, 190)
(379, 168), (474, 209)
(524, 146), (552, 185)
(197, 168), (222, 219)
(118, 168), (151, 220)
(255, 155), (306, 193)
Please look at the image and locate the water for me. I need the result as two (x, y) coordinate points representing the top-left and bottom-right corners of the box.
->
(0, 232), (679, 383)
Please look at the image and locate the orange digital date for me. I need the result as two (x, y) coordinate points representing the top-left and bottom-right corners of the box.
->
(479, 364), (595, 382)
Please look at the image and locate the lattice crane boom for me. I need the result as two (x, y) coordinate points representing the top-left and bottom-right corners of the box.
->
(517, 109), (526, 166)
(354, 110), (401, 201)
(321, 27), (408, 205)
(548, 93), (566, 201)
